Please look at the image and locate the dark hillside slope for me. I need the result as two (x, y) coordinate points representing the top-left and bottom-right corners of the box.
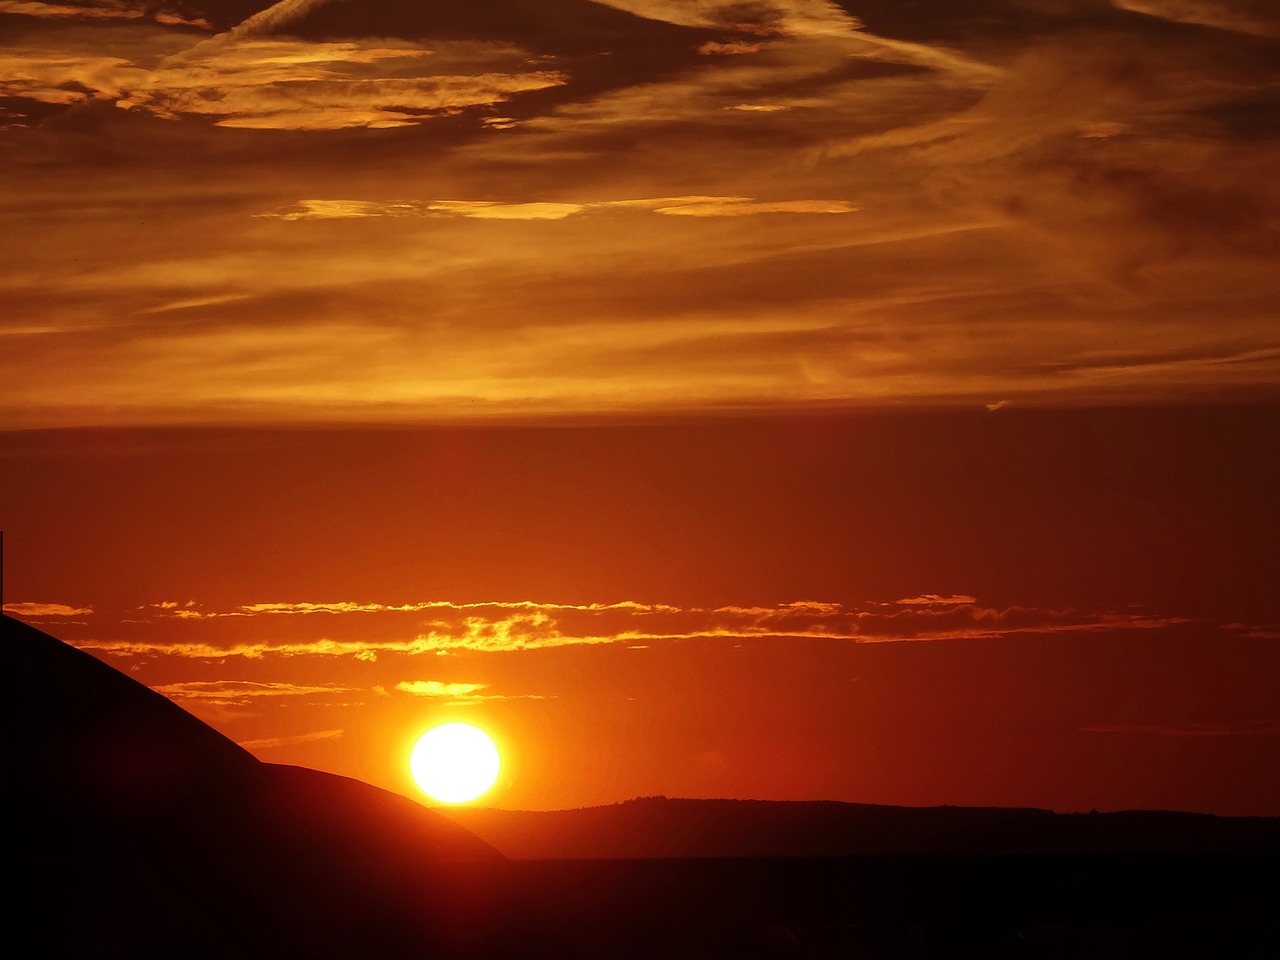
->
(3, 614), (502, 958)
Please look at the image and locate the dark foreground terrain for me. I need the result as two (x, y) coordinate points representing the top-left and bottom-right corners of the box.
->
(7, 613), (1278, 958)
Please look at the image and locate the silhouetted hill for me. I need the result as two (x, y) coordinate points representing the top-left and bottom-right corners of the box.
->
(443, 795), (1280, 860)
(6, 613), (1278, 958)
(4, 614), (502, 958)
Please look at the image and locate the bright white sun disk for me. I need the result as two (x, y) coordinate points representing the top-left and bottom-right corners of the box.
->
(410, 722), (500, 803)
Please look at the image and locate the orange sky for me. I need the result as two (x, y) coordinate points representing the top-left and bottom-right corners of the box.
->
(2, 1), (1278, 815)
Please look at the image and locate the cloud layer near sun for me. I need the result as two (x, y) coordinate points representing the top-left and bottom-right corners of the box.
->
(27, 594), (1220, 661)
(10, 586), (1277, 814)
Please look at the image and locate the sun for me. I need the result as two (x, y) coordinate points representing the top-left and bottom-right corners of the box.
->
(410, 722), (501, 803)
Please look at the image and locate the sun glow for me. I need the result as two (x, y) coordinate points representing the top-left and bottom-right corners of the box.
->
(410, 722), (501, 803)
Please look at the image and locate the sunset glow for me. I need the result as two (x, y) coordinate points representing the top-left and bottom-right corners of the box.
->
(1, 0), (1278, 820)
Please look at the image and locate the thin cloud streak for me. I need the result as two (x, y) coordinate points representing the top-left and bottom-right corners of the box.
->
(394, 679), (550, 702)
(66, 597), (1212, 659)
(3, 601), (93, 617)
(152, 679), (355, 700)
(261, 196), (858, 221)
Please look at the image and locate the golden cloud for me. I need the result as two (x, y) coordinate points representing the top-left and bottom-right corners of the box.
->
(594, 0), (859, 38)
(3, 601), (93, 617)
(395, 680), (490, 698)
(393, 679), (549, 701)
(698, 41), (763, 56)
(893, 595), (979, 607)
(263, 196), (857, 221)
(647, 198), (858, 217)
(2, 27), (567, 131)
(72, 598), (1206, 659)
(152, 679), (354, 699)
(425, 200), (586, 221)
(127, 40), (569, 129)
(1111, 0), (1280, 37)
(0, 1), (212, 28)
(0, 1), (143, 20)
(0, 52), (141, 106)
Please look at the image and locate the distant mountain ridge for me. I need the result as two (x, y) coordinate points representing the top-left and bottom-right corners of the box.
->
(443, 795), (1280, 860)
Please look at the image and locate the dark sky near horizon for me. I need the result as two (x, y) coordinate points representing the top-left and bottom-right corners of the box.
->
(2, 1), (1278, 815)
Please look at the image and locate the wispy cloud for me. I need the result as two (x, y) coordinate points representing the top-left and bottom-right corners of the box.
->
(0, 1), (141, 20)
(0, 1), (207, 25)
(151, 679), (355, 703)
(141, 598), (681, 618)
(396, 679), (489, 698)
(75, 597), (1205, 659)
(1111, 0), (1280, 37)
(4, 601), (93, 618)
(133, 40), (568, 130)
(892, 595), (978, 607)
(698, 41), (763, 56)
(261, 196), (858, 222)
(595, 0), (858, 38)
(394, 679), (550, 702)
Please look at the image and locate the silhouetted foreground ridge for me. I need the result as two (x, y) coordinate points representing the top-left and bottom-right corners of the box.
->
(6, 614), (1278, 958)
(6, 614), (502, 958)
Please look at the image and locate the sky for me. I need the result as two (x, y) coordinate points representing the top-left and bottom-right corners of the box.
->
(1, 1), (1278, 816)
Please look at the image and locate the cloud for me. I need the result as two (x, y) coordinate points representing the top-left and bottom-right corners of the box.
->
(892, 595), (978, 607)
(425, 200), (585, 221)
(0, 1), (209, 25)
(3, 601), (93, 617)
(140, 598), (682, 618)
(3, 0), (1277, 423)
(129, 41), (569, 130)
(595, 0), (859, 38)
(395, 680), (489, 698)
(698, 41), (763, 56)
(1111, 0), (1280, 37)
(643, 198), (857, 217)
(261, 196), (858, 221)
(78, 597), (1209, 658)
(395, 679), (549, 701)
(0, 51), (143, 107)
(221, 0), (330, 42)
(1, 10), (569, 131)
(0, 1), (143, 20)
(140, 293), (255, 315)
(152, 679), (355, 701)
